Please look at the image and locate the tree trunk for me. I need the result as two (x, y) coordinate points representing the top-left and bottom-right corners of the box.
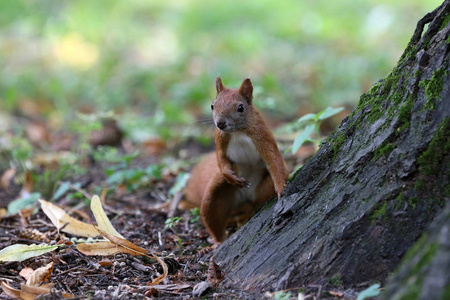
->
(214, 0), (450, 293)
(380, 201), (450, 300)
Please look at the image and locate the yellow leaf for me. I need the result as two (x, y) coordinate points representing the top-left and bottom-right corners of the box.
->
(90, 195), (124, 238)
(26, 262), (54, 286)
(0, 244), (58, 262)
(39, 199), (100, 237)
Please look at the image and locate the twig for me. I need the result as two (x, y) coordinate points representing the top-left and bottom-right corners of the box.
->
(168, 192), (182, 219)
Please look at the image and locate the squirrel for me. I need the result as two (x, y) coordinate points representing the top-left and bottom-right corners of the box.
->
(182, 77), (289, 243)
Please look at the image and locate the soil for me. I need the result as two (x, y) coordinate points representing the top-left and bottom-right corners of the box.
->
(0, 140), (353, 299)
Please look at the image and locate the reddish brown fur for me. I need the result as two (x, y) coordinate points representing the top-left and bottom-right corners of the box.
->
(182, 77), (288, 243)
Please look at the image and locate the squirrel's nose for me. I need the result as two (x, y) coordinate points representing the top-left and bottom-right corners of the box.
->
(216, 121), (226, 130)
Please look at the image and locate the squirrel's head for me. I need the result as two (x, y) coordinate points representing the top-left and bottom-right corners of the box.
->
(211, 77), (253, 133)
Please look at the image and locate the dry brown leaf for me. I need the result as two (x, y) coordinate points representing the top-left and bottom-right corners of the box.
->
(207, 257), (224, 288)
(1, 281), (21, 298)
(26, 262), (53, 286)
(19, 267), (34, 281)
(96, 228), (147, 255)
(39, 199), (100, 237)
(0, 168), (16, 192)
(20, 283), (73, 299)
(20, 283), (51, 300)
(20, 171), (33, 198)
(77, 241), (136, 256)
(149, 254), (168, 286)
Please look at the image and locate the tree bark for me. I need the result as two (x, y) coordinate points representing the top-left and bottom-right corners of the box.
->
(214, 0), (450, 293)
(380, 201), (450, 300)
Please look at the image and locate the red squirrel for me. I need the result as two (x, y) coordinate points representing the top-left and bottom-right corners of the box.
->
(183, 77), (288, 243)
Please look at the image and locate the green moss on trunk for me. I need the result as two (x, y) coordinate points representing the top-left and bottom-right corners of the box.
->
(419, 67), (449, 110)
(417, 117), (450, 176)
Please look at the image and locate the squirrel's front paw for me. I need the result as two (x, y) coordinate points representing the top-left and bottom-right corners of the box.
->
(223, 170), (248, 188)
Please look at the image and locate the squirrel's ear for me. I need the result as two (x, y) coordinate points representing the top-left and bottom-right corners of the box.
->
(238, 78), (253, 103)
(216, 77), (225, 95)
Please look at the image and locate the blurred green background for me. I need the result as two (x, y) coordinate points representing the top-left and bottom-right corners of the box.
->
(0, 0), (442, 143)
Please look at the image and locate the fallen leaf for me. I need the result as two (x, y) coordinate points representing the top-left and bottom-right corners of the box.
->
(19, 267), (34, 281)
(149, 254), (168, 286)
(1, 281), (21, 299)
(96, 228), (147, 255)
(7, 193), (41, 215)
(0, 244), (59, 262)
(39, 199), (100, 237)
(77, 241), (137, 256)
(91, 195), (124, 238)
(207, 257), (224, 288)
(20, 283), (51, 299)
(192, 281), (212, 297)
(0, 168), (16, 192)
(26, 262), (54, 286)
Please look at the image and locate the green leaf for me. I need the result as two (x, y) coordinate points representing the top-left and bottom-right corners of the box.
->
(0, 244), (59, 262)
(356, 283), (381, 300)
(317, 106), (345, 121)
(292, 124), (315, 154)
(7, 193), (41, 215)
(297, 113), (316, 124)
(145, 164), (162, 180)
(169, 172), (191, 196)
(52, 181), (71, 200)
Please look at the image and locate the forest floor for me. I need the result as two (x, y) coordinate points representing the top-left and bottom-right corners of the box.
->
(0, 117), (353, 300)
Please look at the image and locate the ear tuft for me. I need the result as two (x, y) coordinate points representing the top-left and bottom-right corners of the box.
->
(238, 78), (253, 103)
(216, 77), (225, 95)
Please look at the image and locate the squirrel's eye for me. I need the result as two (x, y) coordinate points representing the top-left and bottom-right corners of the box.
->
(237, 104), (244, 112)
(211, 104), (214, 110)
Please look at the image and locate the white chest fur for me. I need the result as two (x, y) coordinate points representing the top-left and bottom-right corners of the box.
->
(226, 132), (266, 205)
(227, 132), (261, 165)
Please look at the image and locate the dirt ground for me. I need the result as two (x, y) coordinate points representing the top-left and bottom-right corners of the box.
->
(0, 128), (349, 299)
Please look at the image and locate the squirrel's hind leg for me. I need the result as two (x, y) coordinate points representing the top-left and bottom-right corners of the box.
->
(201, 173), (237, 243)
